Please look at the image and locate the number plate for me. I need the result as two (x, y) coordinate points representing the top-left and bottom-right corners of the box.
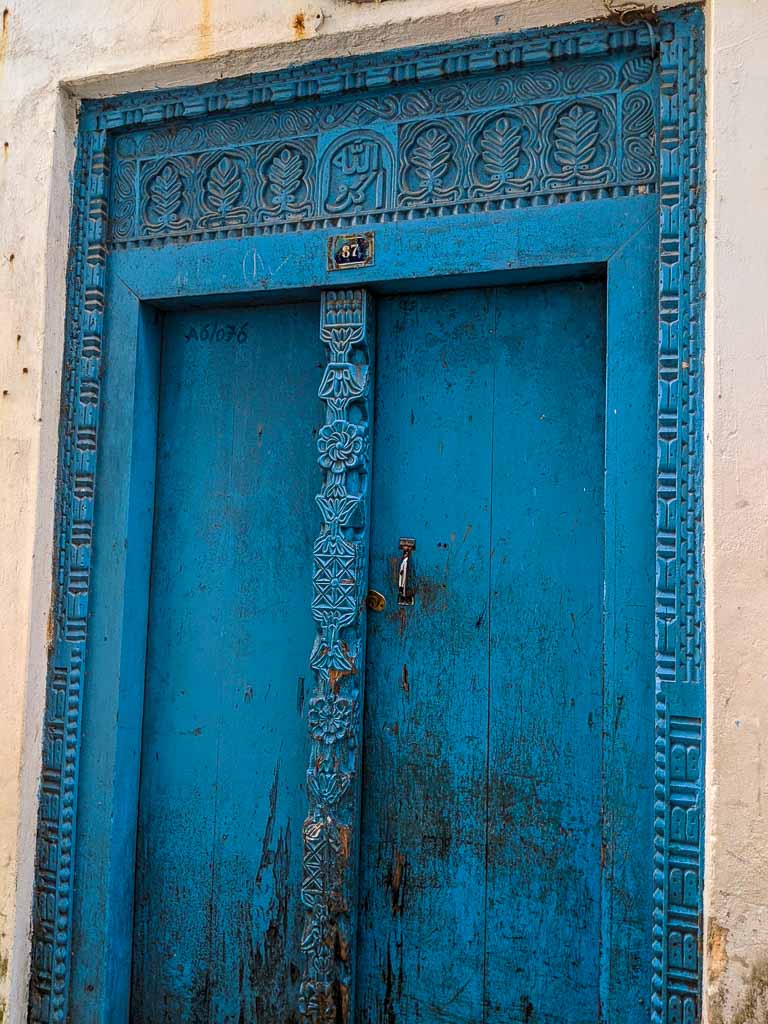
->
(327, 232), (375, 271)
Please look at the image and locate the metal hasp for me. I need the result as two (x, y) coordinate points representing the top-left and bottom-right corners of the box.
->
(397, 537), (416, 605)
(301, 289), (375, 1023)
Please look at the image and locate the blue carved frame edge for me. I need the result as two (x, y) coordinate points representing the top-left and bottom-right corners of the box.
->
(29, 6), (705, 1022)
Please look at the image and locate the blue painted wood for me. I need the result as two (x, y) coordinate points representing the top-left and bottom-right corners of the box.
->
(299, 290), (376, 1021)
(66, 197), (659, 1024)
(31, 9), (706, 1023)
(69, 282), (162, 1024)
(357, 279), (654, 1022)
(601, 216), (658, 1018)
(359, 288), (496, 1021)
(129, 304), (321, 1022)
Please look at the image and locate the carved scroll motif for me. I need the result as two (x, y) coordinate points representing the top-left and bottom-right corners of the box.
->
(299, 290), (375, 1023)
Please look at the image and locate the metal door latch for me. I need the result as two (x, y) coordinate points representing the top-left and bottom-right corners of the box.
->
(398, 538), (416, 606)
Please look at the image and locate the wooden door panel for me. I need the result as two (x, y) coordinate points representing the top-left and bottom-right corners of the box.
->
(130, 303), (321, 1023)
(483, 284), (605, 1023)
(357, 290), (497, 1021)
(356, 282), (647, 1023)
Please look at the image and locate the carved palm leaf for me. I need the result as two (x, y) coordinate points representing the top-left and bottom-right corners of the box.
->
(148, 164), (183, 222)
(410, 128), (453, 187)
(479, 116), (522, 183)
(552, 105), (600, 172)
(206, 156), (243, 211)
(267, 147), (304, 205)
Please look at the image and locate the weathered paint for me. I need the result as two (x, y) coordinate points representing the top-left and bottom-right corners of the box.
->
(128, 304), (321, 1021)
(358, 279), (655, 1021)
(15, 9), (708, 1024)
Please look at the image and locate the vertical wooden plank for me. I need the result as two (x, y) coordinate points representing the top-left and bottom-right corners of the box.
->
(601, 219), (658, 1020)
(299, 290), (375, 1024)
(131, 303), (320, 1023)
(356, 290), (493, 1022)
(69, 282), (161, 1024)
(484, 281), (606, 1021)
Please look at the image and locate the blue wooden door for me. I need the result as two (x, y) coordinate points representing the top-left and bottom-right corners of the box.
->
(130, 303), (321, 1022)
(130, 281), (652, 1023)
(356, 281), (651, 1022)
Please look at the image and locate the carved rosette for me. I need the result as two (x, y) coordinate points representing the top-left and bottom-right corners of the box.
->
(299, 290), (375, 1023)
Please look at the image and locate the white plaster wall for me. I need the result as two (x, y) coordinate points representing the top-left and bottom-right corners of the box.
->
(703, 1), (768, 1021)
(0, 0), (765, 1021)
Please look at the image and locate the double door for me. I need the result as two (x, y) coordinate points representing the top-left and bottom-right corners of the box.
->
(130, 279), (654, 1023)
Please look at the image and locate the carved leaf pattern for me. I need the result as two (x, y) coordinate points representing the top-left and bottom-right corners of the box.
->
(620, 56), (653, 90)
(552, 104), (600, 173)
(479, 116), (522, 183)
(266, 147), (304, 210)
(147, 164), (183, 223)
(410, 127), (453, 192)
(205, 156), (243, 212)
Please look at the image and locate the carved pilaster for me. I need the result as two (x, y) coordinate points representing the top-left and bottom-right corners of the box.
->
(299, 290), (375, 1023)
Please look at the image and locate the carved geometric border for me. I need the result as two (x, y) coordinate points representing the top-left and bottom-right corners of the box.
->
(29, 7), (705, 1023)
(653, 10), (706, 1023)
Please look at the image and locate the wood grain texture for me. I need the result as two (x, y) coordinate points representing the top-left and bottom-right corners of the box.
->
(130, 304), (321, 1023)
(356, 282), (653, 1023)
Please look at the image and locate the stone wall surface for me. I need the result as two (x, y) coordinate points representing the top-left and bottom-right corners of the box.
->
(0, 0), (765, 1021)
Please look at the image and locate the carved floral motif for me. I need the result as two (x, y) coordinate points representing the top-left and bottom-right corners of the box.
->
(308, 696), (355, 743)
(399, 120), (462, 205)
(259, 143), (312, 219)
(199, 154), (250, 226)
(111, 52), (656, 243)
(542, 99), (615, 186)
(469, 109), (535, 197)
(301, 290), (374, 1022)
(316, 420), (365, 472)
(143, 161), (191, 233)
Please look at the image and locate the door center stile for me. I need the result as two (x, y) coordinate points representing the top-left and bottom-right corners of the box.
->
(300, 289), (375, 1023)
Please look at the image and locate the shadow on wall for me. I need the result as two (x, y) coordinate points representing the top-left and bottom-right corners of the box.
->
(0, 950), (7, 1023)
(711, 959), (768, 1024)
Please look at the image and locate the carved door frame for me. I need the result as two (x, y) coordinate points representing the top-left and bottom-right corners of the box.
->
(30, 7), (705, 1023)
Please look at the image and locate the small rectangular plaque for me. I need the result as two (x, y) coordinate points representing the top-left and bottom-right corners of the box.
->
(327, 232), (375, 271)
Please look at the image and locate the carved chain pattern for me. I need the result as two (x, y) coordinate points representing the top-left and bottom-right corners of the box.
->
(299, 290), (374, 1023)
(29, 129), (109, 1024)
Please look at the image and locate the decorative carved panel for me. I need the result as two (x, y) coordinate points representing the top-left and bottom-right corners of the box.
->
(300, 290), (374, 1021)
(107, 35), (658, 247)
